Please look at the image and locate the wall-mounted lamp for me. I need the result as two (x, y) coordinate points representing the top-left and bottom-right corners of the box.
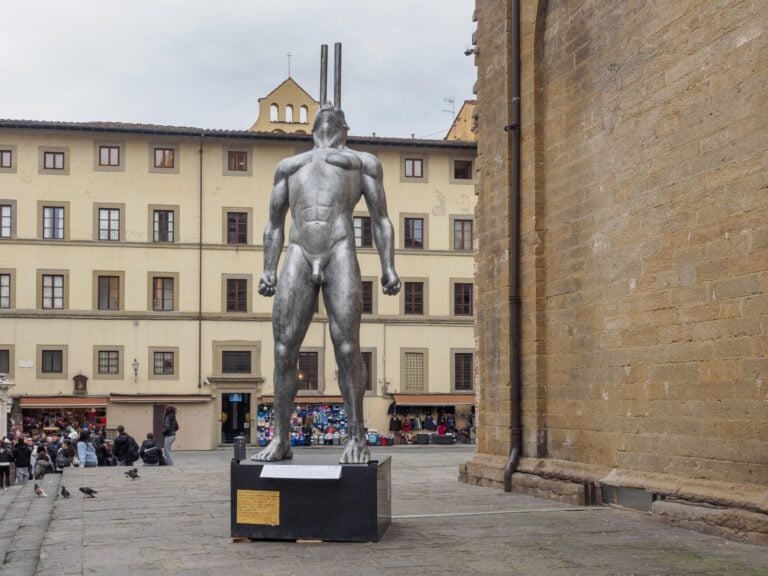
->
(132, 358), (139, 382)
(464, 48), (478, 56)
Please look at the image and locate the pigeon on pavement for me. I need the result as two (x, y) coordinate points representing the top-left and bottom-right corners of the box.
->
(79, 487), (97, 498)
(125, 468), (140, 480)
(34, 483), (47, 497)
(61, 486), (71, 498)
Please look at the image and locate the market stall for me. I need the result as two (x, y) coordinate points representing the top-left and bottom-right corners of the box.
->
(257, 396), (349, 447)
(15, 396), (108, 434)
(391, 393), (476, 444)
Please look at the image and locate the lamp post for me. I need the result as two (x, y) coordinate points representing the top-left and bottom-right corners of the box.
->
(0, 374), (15, 438)
(132, 359), (139, 383)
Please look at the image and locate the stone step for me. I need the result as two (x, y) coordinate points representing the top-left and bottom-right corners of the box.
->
(0, 473), (61, 576)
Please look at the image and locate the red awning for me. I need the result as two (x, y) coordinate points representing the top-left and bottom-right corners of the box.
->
(109, 394), (212, 404)
(259, 396), (345, 405)
(392, 393), (475, 406)
(19, 397), (109, 408)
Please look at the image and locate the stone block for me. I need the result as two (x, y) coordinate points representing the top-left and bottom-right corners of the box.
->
(652, 500), (768, 545)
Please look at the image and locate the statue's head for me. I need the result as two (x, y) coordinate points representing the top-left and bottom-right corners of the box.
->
(312, 103), (349, 146)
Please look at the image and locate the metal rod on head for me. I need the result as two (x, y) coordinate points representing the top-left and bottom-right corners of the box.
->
(320, 44), (328, 105)
(334, 42), (342, 109)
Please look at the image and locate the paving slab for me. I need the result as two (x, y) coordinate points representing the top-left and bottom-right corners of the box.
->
(14, 445), (768, 575)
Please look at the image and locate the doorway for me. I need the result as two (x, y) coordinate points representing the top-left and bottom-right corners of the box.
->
(221, 392), (251, 444)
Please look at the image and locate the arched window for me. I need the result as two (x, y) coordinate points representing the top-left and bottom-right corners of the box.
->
(269, 104), (279, 122)
(299, 105), (308, 123)
(285, 105), (294, 123)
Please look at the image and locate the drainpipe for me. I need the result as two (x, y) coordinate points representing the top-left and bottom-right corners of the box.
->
(502, 0), (522, 493)
(198, 133), (204, 390)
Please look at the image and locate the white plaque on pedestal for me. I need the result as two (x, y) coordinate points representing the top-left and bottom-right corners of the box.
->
(260, 465), (342, 480)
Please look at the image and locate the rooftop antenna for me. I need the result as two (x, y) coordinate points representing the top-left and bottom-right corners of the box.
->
(287, 51), (293, 77)
(442, 97), (456, 116)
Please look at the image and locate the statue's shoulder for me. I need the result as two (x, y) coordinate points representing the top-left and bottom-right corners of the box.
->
(275, 150), (313, 177)
(354, 150), (383, 178)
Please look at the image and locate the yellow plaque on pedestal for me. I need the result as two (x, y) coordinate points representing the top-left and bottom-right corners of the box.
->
(236, 490), (280, 525)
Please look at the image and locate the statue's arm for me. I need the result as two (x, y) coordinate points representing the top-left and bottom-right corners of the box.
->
(361, 153), (400, 296)
(259, 164), (290, 297)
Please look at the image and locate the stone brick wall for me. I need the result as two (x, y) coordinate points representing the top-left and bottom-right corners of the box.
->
(473, 0), (516, 459)
(468, 0), (768, 495)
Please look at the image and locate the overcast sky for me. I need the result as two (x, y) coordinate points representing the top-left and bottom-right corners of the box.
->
(0, 0), (476, 139)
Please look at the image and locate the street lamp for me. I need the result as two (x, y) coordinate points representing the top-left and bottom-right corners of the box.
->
(132, 359), (139, 382)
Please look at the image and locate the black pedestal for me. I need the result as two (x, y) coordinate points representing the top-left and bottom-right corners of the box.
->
(230, 455), (391, 542)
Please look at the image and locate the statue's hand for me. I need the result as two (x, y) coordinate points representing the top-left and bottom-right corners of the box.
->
(381, 269), (401, 296)
(258, 271), (277, 297)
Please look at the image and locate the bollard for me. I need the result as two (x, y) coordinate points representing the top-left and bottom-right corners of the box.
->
(233, 435), (246, 463)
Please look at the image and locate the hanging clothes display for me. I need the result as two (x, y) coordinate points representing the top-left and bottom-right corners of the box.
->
(256, 403), (348, 447)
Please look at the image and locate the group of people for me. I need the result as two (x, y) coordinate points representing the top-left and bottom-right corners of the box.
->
(15, 411), (106, 436)
(0, 405), (179, 490)
(388, 410), (474, 444)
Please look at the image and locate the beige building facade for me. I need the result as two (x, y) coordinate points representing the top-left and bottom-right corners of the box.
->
(249, 77), (319, 134)
(0, 82), (477, 449)
(445, 100), (476, 142)
(462, 0), (768, 542)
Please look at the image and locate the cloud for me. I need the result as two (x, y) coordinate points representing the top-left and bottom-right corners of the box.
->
(0, 0), (475, 138)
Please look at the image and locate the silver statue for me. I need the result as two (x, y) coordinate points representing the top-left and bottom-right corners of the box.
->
(253, 44), (400, 464)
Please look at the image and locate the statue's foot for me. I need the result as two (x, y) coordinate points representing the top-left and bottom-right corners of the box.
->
(339, 437), (370, 464)
(251, 440), (293, 461)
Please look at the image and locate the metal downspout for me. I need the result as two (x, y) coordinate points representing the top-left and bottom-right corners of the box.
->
(503, 0), (522, 493)
(198, 133), (204, 389)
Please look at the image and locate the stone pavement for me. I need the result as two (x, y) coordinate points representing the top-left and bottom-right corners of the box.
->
(0, 446), (761, 575)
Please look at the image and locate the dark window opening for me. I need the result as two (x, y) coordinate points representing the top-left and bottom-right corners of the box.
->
(454, 353), (473, 391)
(228, 151), (248, 172)
(227, 278), (248, 312)
(404, 217), (424, 249)
(153, 210), (174, 242)
(98, 350), (119, 374)
(453, 159), (473, 180)
(222, 351), (251, 374)
(362, 281), (373, 314)
(454, 219), (473, 251)
(362, 351), (373, 391)
(227, 212), (248, 244)
(153, 351), (175, 375)
(454, 283), (473, 316)
(354, 216), (372, 248)
(41, 350), (63, 373)
(404, 282), (424, 315)
(98, 276), (120, 310)
(152, 277), (174, 311)
(297, 352), (319, 391)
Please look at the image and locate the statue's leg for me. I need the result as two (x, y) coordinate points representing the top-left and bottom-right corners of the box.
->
(253, 246), (317, 462)
(322, 244), (369, 464)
